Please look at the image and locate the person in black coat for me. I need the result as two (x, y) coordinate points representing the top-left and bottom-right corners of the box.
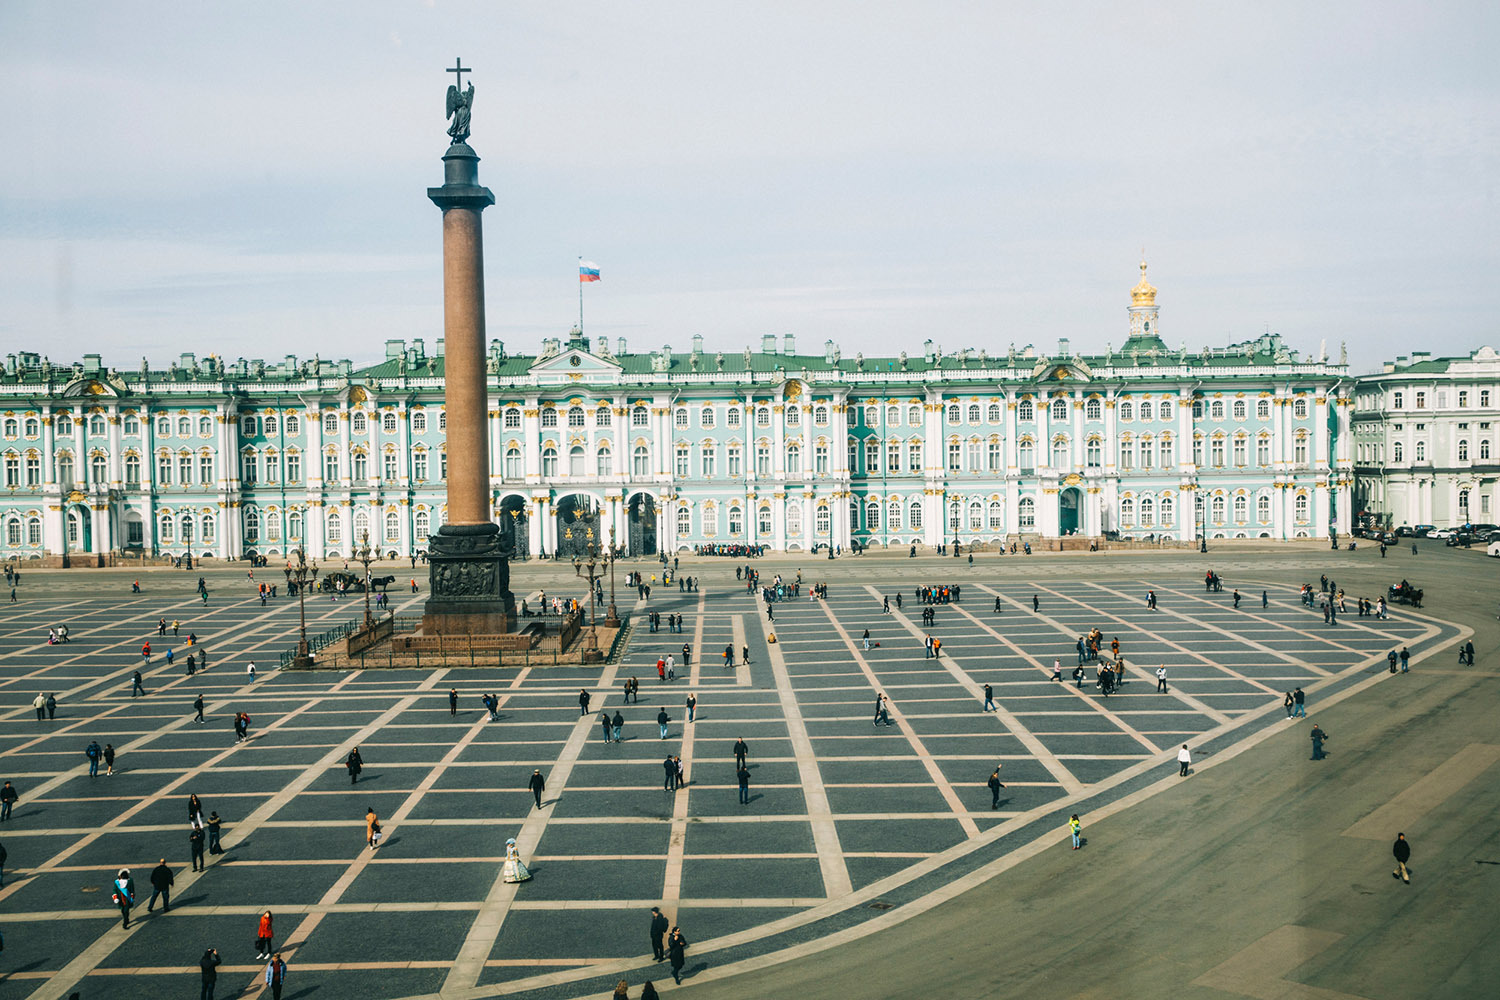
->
(649, 906), (670, 961)
(1393, 832), (1411, 883)
(1309, 723), (1328, 760)
(346, 747), (363, 784)
(201, 948), (221, 992)
(147, 858), (174, 912)
(528, 770), (546, 808)
(667, 927), (688, 983)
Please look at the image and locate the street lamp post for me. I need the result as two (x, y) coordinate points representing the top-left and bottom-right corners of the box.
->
(356, 529), (376, 630)
(1198, 488), (1208, 553)
(572, 537), (605, 663)
(292, 534), (313, 668)
(604, 524), (620, 628)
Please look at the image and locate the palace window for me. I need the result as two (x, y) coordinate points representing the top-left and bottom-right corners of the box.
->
(700, 407), (715, 429)
(968, 501), (983, 531)
(505, 447), (522, 478)
(676, 445), (690, 478)
(988, 440), (1002, 472)
(124, 454), (140, 485)
(1120, 402), (1134, 422)
(1257, 437), (1271, 466)
(323, 412), (339, 434)
(542, 447), (558, 477)
(381, 412), (396, 433)
(57, 414), (74, 435)
(1139, 401), (1153, 422)
(889, 499), (903, 530)
(728, 504), (743, 536)
(413, 450), (428, 481)
(888, 439), (902, 472)
(1192, 401), (1204, 419)
(1211, 495), (1226, 524)
(1140, 497), (1155, 527)
(756, 442), (771, 476)
(179, 453), (194, 484)
(815, 505), (831, 536)
(1086, 439), (1102, 468)
(92, 453), (107, 483)
(1158, 436), (1173, 467)
(756, 407), (771, 428)
(634, 405), (651, 427)
(1018, 400), (1034, 421)
(786, 443), (802, 476)
(1052, 437), (1069, 468)
(866, 439), (880, 474)
(813, 441), (828, 475)
(568, 406), (586, 428)
(569, 445), (586, 476)
(1210, 401), (1224, 420)
(786, 502), (801, 537)
(1161, 494), (1174, 526)
(1233, 436), (1247, 466)
(987, 403), (1001, 423)
(634, 445), (650, 476)
(1459, 439), (1470, 462)
(727, 444), (742, 477)
(1294, 435), (1308, 467)
(241, 416), (257, 436)
(1483, 440), (1492, 460)
(1294, 399), (1310, 419)
(1233, 400), (1247, 420)
(988, 501), (1003, 530)
(384, 452), (398, 480)
(241, 451), (258, 484)
(814, 405), (828, 426)
(542, 408), (559, 428)
(701, 444), (716, 477)
(327, 511), (343, 544)
(597, 406), (612, 427)
(1019, 497), (1035, 529)
(909, 499), (923, 529)
(1258, 494), (1271, 522)
(1119, 441), (1134, 470)
(907, 405), (921, 425)
(1018, 440), (1034, 471)
(909, 440), (923, 471)
(964, 404), (978, 424)
(1212, 438), (1225, 467)
(1393, 441), (1404, 462)
(1415, 440), (1426, 462)
(967, 438), (982, 470)
(947, 404), (961, 423)
(1086, 398), (1102, 420)
(947, 441), (961, 472)
(351, 412), (367, 435)
(1121, 498), (1134, 524)
(1234, 494), (1248, 522)
(1294, 494), (1309, 521)
(1160, 401), (1173, 421)
(1052, 398), (1068, 422)
(866, 501), (880, 530)
(726, 407), (740, 428)
(25, 454), (40, 487)
(1460, 391), (1469, 408)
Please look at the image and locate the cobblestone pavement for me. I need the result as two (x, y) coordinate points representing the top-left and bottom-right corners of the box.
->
(0, 555), (1461, 1000)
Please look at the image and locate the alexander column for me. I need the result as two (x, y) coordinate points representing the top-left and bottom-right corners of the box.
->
(422, 58), (517, 635)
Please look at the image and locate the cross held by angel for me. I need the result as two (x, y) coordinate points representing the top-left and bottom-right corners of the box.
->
(446, 57), (475, 145)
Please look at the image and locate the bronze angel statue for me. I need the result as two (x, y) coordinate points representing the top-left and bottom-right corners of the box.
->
(446, 81), (474, 145)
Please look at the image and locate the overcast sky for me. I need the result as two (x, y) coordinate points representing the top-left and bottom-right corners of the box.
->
(3, 1), (1496, 372)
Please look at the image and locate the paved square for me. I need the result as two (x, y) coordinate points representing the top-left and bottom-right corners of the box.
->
(0, 559), (1459, 1000)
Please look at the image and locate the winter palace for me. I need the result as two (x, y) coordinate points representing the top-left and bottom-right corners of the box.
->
(0, 265), (1370, 563)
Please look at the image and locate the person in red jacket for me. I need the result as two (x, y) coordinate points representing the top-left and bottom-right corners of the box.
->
(255, 910), (274, 960)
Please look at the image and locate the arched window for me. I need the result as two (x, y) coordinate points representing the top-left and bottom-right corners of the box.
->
(1160, 400), (1173, 421)
(1483, 440), (1492, 460)
(159, 512), (174, 543)
(1393, 441), (1404, 463)
(676, 505), (691, 536)
(1161, 494), (1175, 526)
(948, 500), (961, 532)
(353, 509), (370, 542)
(909, 499), (924, 529)
(28, 516), (42, 545)
(786, 501), (802, 537)
(1234, 494), (1248, 521)
(596, 446), (613, 476)
(1017, 400), (1034, 421)
(786, 443), (802, 476)
(968, 500), (983, 531)
(1257, 494), (1271, 522)
(1294, 493), (1309, 521)
(382, 412), (397, 433)
(58, 452), (75, 487)
(567, 406), (586, 428)
(597, 405), (612, 427)
(967, 404), (981, 424)
(1018, 496), (1035, 529)
(124, 454), (140, 485)
(5, 519), (18, 546)
(503, 447), (521, 479)
(1018, 439), (1034, 470)
(327, 511), (343, 543)
(541, 447), (558, 477)
(352, 451), (368, 480)
(866, 501), (880, 530)
(756, 406), (771, 428)
(1086, 438), (1102, 468)
(1158, 435), (1174, 467)
(323, 412), (339, 435)
(288, 510), (303, 543)
(89, 415), (106, 436)
(814, 405), (829, 426)
(1459, 488), (1471, 516)
(947, 404), (961, 423)
(631, 405), (649, 427)
(385, 509), (401, 543)
(56, 414), (73, 435)
(1233, 400), (1247, 420)
(1294, 398), (1309, 419)
(1256, 399), (1270, 419)
(1192, 400), (1204, 419)
(1051, 398), (1068, 421)
(569, 445), (586, 476)
(815, 504), (831, 536)
(244, 508), (260, 541)
(1139, 401), (1153, 422)
(785, 405), (801, 427)
(351, 411), (367, 435)
(1086, 398), (1102, 420)
(728, 504), (743, 535)
(122, 415), (139, 435)
(413, 510), (430, 540)
(501, 408), (518, 429)
(988, 500), (1003, 530)
(1459, 440), (1470, 462)
(1140, 496), (1155, 526)
(1211, 494), (1226, 524)
(1119, 401), (1133, 422)
(263, 415), (278, 436)
(1415, 440), (1426, 462)
(889, 499), (903, 530)
(1052, 437), (1069, 468)
(986, 403), (1001, 423)
(1121, 497), (1135, 524)
(1210, 400), (1224, 420)
(633, 445), (650, 476)
(907, 405), (922, 425)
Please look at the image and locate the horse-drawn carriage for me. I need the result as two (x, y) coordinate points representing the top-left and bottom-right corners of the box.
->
(318, 572), (397, 594)
(1388, 581), (1423, 608)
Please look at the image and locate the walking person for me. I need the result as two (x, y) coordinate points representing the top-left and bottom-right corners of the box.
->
(612, 710), (624, 743)
(1262, 590), (1269, 608)
(264, 953), (289, 1000)
(987, 767), (1004, 810)
(529, 769), (546, 808)
(1069, 814), (1082, 850)
(1293, 687), (1306, 717)
(600, 711), (614, 743)
(579, 689), (591, 716)
(1177, 744), (1192, 777)
(1388, 650), (1399, 674)
(103, 743), (115, 776)
(45, 693), (56, 719)
(365, 806), (380, 848)
(345, 747), (363, 784)
(246, 661), (256, 682)
(1052, 659), (1062, 682)
(1310, 722), (1329, 760)
(1156, 665), (1167, 692)
(738, 763), (751, 804)
(649, 906), (670, 961)
(982, 683), (994, 711)
(1032, 594), (1040, 612)
(449, 688), (458, 716)
(667, 926), (689, 985)
(663, 754), (677, 792)
(1, 781), (17, 821)
(686, 693), (697, 723)
(199, 948), (221, 1000)
(194, 693), (205, 723)
(657, 707), (670, 739)
(1284, 691), (1295, 718)
(189, 823), (206, 871)
(33, 693), (45, 722)
(255, 910), (274, 960)
(207, 812), (223, 855)
(733, 737), (748, 770)
(1400, 646), (1410, 672)
(112, 868), (136, 928)
(147, 858), (174, 912)
(86, 740), (101, 778)
(132, 670), (145, 697)
(1393, 832), (1412, 883)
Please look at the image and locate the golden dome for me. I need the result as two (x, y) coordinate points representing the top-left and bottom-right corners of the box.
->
(1130, 259), (1157, 307)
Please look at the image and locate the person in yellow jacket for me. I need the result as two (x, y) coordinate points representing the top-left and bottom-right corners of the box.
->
(1069, 814), (1082, 850)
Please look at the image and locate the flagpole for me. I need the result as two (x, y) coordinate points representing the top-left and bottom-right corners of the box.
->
(578, 256), (584, 335)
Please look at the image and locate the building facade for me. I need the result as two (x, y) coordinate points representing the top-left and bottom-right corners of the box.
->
(1351, 346), (1500, 529)
(1, 266), (1353, 562)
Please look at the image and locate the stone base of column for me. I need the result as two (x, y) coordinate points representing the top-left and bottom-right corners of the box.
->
(422, 523), (517, 635)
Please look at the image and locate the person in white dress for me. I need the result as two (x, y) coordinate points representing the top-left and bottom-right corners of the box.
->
(502, 838), (531, 883)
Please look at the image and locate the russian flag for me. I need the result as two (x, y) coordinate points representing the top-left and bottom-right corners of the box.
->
(579, 261), (601, 283)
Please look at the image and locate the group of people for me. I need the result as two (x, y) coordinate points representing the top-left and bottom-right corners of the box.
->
(916, 584), (962, 604)
(692, 542), (766, 557)
(646, 611), (683, 633)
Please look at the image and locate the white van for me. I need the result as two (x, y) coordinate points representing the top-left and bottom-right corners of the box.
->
(1488, 540), (1500, 557)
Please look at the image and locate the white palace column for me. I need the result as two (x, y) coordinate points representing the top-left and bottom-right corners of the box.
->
(41, 412), (63, 556)
(1176, 388), (1195, 542)
(1334, 393), (1353, 534)
(1005, 391), (1020, 535)
(1312, 392), (1331, 535)
(218, 406), (243, 558)
(924, 390), (944, 544)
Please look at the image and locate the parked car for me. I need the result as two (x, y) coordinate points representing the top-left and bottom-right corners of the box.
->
(1429, 528), (1455, 539)
(1469, 523), (1497, 534)
(1395, 526), (1413, 537)
(1379, 531), (1399, 545)
(1446, 531), (1473, 547)
(1413, 524), (1437, 537)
